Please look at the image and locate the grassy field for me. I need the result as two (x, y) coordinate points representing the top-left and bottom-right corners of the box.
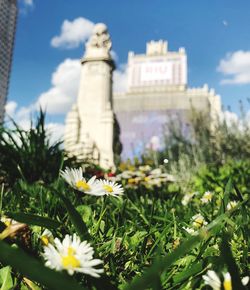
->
(0, 112), (249, 289)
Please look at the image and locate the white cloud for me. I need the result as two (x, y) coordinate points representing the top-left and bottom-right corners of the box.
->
(219, 110), (250, 132)
(51, 17), (95, 49)
(110, 50), (118, 62)
(4, 49), (127, 143)
(3, 58), (81, 142)
(5, 101), (18, 117)
(4, 102), (65, 143)
(23, 0), (33, 6)
(37, 57), (127, 113)
(4, 57), (80, 143)
(220, 110), (239, 127)
(46, 122), (65, 144)
(9, 55), (125, 119)
(36, 58), (81, 114)
(113, 64), (127, 93)
(5, 101), (36, 130)
(222, 20), (228, 27)
(7, 57), (127, 121)
(19, 0), (34, 15)
(217, 50), (250, 84)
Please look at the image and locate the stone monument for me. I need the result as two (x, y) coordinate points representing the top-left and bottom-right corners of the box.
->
(64, 23), (120, 169)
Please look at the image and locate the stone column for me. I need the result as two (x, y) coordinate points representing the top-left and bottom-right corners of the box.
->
(64, 23), (118, 169)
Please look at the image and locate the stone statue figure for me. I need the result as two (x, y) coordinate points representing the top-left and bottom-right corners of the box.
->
(84, 23), (112, 59)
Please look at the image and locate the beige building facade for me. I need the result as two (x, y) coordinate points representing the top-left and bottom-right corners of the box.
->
(113, 40), (221, 159)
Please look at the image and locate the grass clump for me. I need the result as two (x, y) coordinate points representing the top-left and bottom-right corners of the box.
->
(0, 110), (63, 185)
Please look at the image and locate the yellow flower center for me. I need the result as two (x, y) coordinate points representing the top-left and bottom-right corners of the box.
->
(76, 180), (90, 191)
(128, 178), (135, 184)
(144, 177), (150, 182)
(62, 247), (80, 268)
(193, 217), (204, 228)
(223, 279), (232, 290)
(103, 184), (114, 193)
(205, 192), (212, 201)
(41, 236), (49, 246)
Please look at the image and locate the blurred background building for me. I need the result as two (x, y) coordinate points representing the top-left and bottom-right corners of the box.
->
(0, 0), (17, 123)
(113, 40), (221, 159)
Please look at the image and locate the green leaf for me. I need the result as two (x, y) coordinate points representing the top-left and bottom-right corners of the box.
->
(0, 240), (86, 290)
(0, 266), (13, 290)
(130, 231), (147, 248)
(5, 212), (61, 229)
(76, 205), (92, 224)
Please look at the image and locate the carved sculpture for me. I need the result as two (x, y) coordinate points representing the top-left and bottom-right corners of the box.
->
(84, 23), (112, 60)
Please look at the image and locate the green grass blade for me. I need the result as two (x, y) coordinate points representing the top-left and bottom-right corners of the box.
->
(5, 212), (61, 229)
(173, 262), (202, 284)
(219, 178), (232, 214)
(53, 190), (90, 241)
(125, 212), (229, 290)
(220, 234), (245, 290)
(0, 240), (86, 290)
(124, 233), (204, 290)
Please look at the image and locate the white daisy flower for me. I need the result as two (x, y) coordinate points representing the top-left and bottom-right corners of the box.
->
(147, 177), (162, 187)
(201, 191), (213, 204)
(192, 214), (207, 229)
(43, 234), (103, 277)
(139, 165), (151, 172)
(150, 168), (162, 176)
(117, 170), (134, 179)
(202, 270), (221, 290)
(60, 167), (83, 187)
(183, 227), (197, 235)
(41, 229), (54, 246)
(98, 180), (124, 197)
(181, 194), (192, 206)
(202, 270), (249, 290)
(1, 216), (18, 227)
(223, 272), (232, 290)
(226, 201), (238, 211)
(181, 192), (198, 206)
(242, 276), (250, 286)
(60, 167), (102, 196)
(134, 171), (146, 178)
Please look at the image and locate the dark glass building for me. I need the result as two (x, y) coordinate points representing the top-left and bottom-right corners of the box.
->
(0, 0), (17, 123)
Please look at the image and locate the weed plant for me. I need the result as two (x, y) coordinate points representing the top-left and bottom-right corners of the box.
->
(0, 110), (63, 185)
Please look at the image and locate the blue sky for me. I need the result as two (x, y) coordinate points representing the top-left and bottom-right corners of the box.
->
(6, 0), (250, 135)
